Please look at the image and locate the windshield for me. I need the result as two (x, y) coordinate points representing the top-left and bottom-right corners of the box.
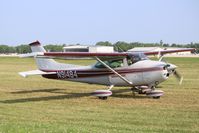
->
(127, 53), (148, 65)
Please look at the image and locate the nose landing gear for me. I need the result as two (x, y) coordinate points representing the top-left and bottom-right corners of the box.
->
(146, 90), (164, 99)
(131, 85), (164, 99)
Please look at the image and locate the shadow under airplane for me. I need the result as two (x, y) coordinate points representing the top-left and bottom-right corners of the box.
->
(0, 88), (149, 104)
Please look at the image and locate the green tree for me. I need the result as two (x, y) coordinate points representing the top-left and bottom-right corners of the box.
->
(114, 41), (134, 52)
(95, 41), (112, 46)
(15, 45), (31, 54)
(0, 45), (16, 53)
(160, 40), (163, 46)
(44, 45), (63, 52)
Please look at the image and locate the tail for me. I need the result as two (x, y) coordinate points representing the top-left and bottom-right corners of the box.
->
(29, 41), (46, 53)
(29, 41), (78, 71)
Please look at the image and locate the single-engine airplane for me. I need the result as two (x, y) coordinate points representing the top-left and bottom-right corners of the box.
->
(19, 41), (195, 99)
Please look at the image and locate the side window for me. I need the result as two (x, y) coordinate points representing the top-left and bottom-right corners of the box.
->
(94, 61), (109, 68)
(95, 59), (124, 68)
(109, 60), (123, 68)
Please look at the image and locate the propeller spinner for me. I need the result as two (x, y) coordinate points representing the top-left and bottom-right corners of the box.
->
(160, 57), (183, 85)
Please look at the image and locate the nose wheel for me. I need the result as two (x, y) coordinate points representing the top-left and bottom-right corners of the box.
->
(152, 96), (160, 99)
(146, 89), (164, 99)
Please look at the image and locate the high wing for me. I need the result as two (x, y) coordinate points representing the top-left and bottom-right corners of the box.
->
(20, 48), (195, 59)
(144, 48), (196, 56)
(20, 51), (128, 60)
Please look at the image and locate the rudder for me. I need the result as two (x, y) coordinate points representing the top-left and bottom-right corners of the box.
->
(29, 41), (46, 52)
(29, 41), (59, 70)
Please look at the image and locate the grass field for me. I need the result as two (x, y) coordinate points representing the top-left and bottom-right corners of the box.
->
(0, 57), (199, 133)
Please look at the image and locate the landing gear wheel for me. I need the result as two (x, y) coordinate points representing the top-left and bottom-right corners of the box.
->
(153, 96), (160, 99)
(138, 90), (142, 94)
(138, 90), (146, 94)
(98, 96), (108, 100)
(92, 90), (112, 100)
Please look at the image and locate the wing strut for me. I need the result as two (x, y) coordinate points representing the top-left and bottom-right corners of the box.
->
(95, 57), (133, 86)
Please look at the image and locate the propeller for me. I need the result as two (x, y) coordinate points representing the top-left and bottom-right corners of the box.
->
(160, 56), (183, 85)
(173, 70), (183, 85)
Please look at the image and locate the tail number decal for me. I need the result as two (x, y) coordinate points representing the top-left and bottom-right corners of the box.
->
(57, 70), (78, 79)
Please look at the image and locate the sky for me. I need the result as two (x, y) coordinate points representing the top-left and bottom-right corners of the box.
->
(0, 0), (199, 45)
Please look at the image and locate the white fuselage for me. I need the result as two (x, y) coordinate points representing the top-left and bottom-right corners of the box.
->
(42, 60), (169, 87)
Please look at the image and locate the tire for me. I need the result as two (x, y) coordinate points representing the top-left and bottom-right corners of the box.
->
(153, 96), (160, 99)
(99, 96), (107, 100)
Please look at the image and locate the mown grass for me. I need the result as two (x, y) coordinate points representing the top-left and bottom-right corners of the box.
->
(0, 57), (198, 133)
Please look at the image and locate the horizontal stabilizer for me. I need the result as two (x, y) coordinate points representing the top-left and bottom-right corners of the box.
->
(19, 70), (56, 78)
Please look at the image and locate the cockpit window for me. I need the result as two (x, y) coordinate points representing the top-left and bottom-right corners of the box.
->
(127, 53), (148, 65)
(95, 59), (124, 68)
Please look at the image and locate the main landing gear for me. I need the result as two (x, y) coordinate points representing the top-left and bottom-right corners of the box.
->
(91, 85), (114, 100)
(98, 96), (108, 100)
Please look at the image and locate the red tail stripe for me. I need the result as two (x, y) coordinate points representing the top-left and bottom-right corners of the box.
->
(29, 40), (41, 46)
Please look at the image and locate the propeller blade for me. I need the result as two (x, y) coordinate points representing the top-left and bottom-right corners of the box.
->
(173, 70), (183, 85)
(159, 58), (182, 85)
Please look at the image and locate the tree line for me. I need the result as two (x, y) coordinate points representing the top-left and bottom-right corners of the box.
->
(0, 41), (198, 54)
(0, 44), (64, 54)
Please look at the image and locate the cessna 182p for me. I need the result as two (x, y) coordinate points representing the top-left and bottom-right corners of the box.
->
(19, 41), (195, 99)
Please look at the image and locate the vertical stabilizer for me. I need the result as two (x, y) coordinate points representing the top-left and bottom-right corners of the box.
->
(29, 41), (46, 52)
(29, 41), (59, 70)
